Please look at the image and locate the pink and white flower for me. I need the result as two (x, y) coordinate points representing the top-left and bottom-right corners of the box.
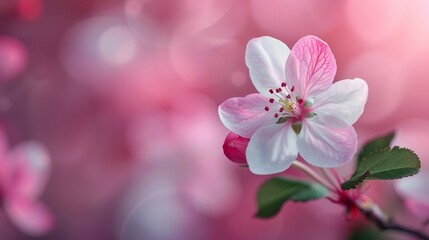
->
(219, 35), (368, 174)
(0, 130), (54, 235)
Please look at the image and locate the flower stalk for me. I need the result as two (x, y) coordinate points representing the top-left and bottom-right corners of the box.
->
(291, 161), (336, 192)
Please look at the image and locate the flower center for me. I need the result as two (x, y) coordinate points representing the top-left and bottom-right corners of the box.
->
(264, 82), (305, 120)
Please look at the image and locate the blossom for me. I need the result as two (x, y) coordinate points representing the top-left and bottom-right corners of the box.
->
(0, 130), (54, 235)
(223, 132), (250, 164)
(219, 35), (368, 174)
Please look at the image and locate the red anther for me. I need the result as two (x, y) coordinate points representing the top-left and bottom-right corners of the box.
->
(279, 107), (284, 112)
(277, 88), (282, 92)
(291, 86), (295, 92)
(281, 82), (286, 87)
(286, 95), (291, 98)
(264, 106), (269, 111)
(274, 113), (279, 118)
(269, 98), (274, 103)
(269, 89), (274, 94)
(275, 88), (280, 93)
(298, 99), (304, 104)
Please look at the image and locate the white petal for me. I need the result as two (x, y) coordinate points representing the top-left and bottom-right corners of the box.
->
(247, 123), (298, 175)
(298, 119), (357, 168)
(312, 78), (368, 128)
(218, 93), (276, 138)
(245, 36), (290, 97)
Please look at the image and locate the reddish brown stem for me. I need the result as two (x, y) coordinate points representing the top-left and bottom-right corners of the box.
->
(358, 199), (429, 240)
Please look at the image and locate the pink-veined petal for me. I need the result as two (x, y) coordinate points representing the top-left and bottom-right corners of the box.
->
(285, 35), (337, 99)
(4, 196), (54, 236)
(219, 93), (277, 138)
(245, 36), (290, 97)
(312, 78), (368, 128)
(247, 123), (298, 175)
(297, 119), (357, 168)
(4, 141), (50, 199)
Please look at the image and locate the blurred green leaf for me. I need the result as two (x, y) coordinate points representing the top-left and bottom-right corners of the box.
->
(342, 147), (420, 190)
(349, 225), (387, 240)
(256, 177), (328, 218)
(358, 131), (395, 162)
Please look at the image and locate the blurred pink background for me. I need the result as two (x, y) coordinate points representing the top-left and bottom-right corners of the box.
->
(1, 0), (429, 239)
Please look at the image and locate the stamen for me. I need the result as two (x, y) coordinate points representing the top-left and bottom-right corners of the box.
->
(279, 91), (288, 99)
(273, 92), (285, 101)
(267, 82), (305, 122)
(264, 106), (269, 111)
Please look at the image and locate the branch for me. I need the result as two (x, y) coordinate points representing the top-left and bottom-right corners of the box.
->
(358, 198), (429, 240)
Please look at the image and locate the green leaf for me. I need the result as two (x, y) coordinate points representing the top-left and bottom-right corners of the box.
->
(256, 178), (328, 218)
(358, 131), (395, 162)
(349, 225), (388, 240)
(341, 147), (420, 190)
(340, 171), (369, 190)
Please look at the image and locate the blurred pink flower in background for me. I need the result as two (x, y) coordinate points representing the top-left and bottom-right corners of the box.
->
(394, 119), (429, 220)
(122, 94), (240, 239)
(396, 173), (429, 220)
(0, 128), (53, 236)
(128, 95), (239, 214)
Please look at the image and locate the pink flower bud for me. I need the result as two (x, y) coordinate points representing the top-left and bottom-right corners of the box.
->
(222, 132), (249, 164)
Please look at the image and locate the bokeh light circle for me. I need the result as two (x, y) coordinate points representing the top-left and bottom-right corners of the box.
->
(61, 17), (139, 85)
(124, 0), (233, 44)
(169, 35), (241, 88)
(0, 36), (28, 82)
